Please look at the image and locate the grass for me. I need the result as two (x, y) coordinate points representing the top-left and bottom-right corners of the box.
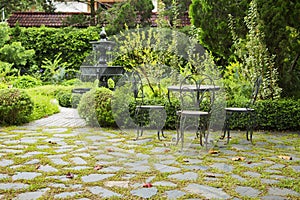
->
(0, 127), (299, 199)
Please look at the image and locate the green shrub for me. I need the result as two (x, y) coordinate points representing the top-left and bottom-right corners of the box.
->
(0, 88), (33, 125)
(10, 26), (99, 70)
(26, 85), (74, 97)
(56, 90), (72, 107)
(0, 83), (8, 89)
(255, 99), (300, 131)
(27, 94), (59, 121)
(61, 78), (81, 86)
(226, 98), (300, 131)
(78, 87), (116, 127)
(71, 93), (82, 108)
(12, 75), (42, 89)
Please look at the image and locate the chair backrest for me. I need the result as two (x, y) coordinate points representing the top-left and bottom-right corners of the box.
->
(180, 75), (199, 111)
(131, 71), (145, 105)
(179, 74), (216, 112)
(198, 74), (216, 112)
(248, 75), (263, 107)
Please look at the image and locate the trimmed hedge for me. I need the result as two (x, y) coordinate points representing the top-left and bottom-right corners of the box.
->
(226, 98), (300, 131)
(0, 88), (33, 125)
(254, 99), (300, 131)
(10, 26), (100, 70)
(85, 89), (299, 131)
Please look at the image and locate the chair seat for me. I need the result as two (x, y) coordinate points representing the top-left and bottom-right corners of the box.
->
(181, 110), (209, 116)
(137, 105), (164, 109)
(225, 107), (254, 112)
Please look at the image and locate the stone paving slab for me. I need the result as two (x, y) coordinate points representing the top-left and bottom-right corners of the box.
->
(0, 107), (299, 199)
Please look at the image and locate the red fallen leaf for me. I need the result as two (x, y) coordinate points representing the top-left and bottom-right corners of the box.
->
(94, 165), (103, 170)
(107, 148), (114, 152)
(66, 172), (74, 179)
(164, 149), (170, 153)
(143, 183), (152, 188)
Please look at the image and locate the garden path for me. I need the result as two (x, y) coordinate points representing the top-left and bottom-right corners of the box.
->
(0, 108), (299, 199)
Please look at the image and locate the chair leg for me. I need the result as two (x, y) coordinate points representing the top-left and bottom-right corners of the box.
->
(205, 129), (209, 150)
(180, 116), (186, 151)
(157, 130), (165, 141)
(249, 130), (253, 143)
(175, 114), (181, 145)
(161, 130), (166, 138)
(221, 112), (230, 140)
(199, 129), (203, 146)
(226, 129), (230, 144)
(136, 126), (140, 140)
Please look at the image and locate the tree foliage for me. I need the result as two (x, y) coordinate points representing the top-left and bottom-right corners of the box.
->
(102, 0), (154, 35)
(228, 0), (281, 100)
(189, 0), (250, 67)
(0, 0), (55, 16)
(189, 0), (300, 98)
(160, 0), (191, 27)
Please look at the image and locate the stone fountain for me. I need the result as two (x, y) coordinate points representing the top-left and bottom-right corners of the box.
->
(79, 27), (124, 88)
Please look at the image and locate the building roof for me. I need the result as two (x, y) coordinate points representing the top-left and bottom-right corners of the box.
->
(7, 11), (190, 28)
(7, 12), (91, 27)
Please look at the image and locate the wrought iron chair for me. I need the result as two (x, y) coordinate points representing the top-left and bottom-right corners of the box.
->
(222, 76), (262, 143)
(177, 74), (216, 150)
(131, 71), (166, 140)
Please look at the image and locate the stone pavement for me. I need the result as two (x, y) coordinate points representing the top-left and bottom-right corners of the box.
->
(0, 107), (299, 199)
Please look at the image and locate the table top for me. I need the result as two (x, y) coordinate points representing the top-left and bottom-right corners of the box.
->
(167, 85), (220, 92)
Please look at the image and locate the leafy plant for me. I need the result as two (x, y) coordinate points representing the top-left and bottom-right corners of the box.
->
(0, 88), (33, 125)
(0, 61), (17, 83)
(12, 75), (42, 89)
(0, 22), (10, 48)
(27, 94), (59, 121)
(78, 87), (116, 127)
(0, 41), (35, 72)
(229, 0), (281, 100)
(41, 52), (75, 84)
(56, 90), (72, 107)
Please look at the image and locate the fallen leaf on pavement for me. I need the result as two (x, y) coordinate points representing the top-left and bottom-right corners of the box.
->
(94, 165), (103, 170)
(209, 150), (219, 154)
(278, 155), (292, 160)
(143, 183), (152, 188)
(206, 174), (216, 178)
(164, 149), (170, 153)
(232, 157), (246, 161)
(66, 172), (74, 179)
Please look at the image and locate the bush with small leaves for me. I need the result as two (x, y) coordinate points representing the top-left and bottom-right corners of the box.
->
(78, 87), (116, 127)
(0, 88), (33, 125)
(12, 75), (42, 89)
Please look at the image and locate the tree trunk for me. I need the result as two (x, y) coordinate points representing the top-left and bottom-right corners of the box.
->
(90, 0), (95, 26)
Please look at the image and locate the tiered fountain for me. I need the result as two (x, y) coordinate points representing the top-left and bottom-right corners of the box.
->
(72, 27), (124, 95)
(79, 27), (125, 87)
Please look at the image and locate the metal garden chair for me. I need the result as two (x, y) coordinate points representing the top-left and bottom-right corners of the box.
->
(131, 71), (166, 140)
(177, 74), (216, 150)
(221, 75), (262, 143)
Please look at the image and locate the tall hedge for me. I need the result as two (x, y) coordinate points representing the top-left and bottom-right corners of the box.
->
(10, 26), (100, 70)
